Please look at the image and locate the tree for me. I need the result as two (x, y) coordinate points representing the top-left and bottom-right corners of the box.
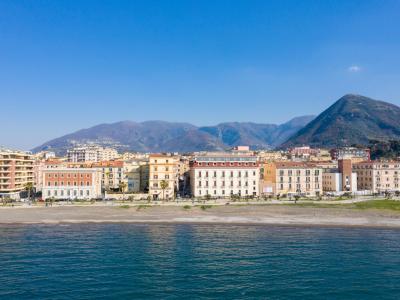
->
(160, 180), (169, 200)
(2, 196), (11, 206)
(119, 182), (127, 202)
(25, 182), (34, 203)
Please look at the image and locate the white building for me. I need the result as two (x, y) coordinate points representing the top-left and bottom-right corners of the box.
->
(42, 167), (102, 200)
(190, 155), (260, 198)
(67, 145), (118, 162)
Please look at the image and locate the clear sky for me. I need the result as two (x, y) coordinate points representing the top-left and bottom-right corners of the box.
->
(1, 0), (400, 150)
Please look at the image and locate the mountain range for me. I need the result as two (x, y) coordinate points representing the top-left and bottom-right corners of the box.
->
(33, 94), (400, 154)
(32, 116), (315, 154)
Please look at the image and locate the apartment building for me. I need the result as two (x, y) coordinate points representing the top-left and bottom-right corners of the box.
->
(67, 145), (118, 162)
(0, 148), (34, 199)
(353, 161), (400, 193)
(189, 155), (260, 198)
(149, 154), (178, 200)
(92, 161), (124, 191)
(322, 159), (357, 193)
(42, 167), (102, 200)
(123, 159), (150, 193)
(263, 162), (323, 196)
(330, 147), (370, 162)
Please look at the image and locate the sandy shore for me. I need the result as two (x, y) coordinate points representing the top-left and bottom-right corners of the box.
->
(1, 205), (400, 228)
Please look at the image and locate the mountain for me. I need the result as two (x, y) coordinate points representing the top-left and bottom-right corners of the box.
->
(199, 116), (315, 148)
(282, 94), (400, 148)
(32, 116), (314, 154)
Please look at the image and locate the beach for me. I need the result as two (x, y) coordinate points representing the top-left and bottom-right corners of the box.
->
(1, 204), (400, 227)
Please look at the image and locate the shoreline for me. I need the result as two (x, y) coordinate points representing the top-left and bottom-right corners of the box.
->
(1, 205), (400, 228)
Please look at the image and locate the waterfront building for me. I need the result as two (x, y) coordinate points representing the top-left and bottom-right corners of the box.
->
(353, 161), (400, 193)
(189, 154), (260, 198)
(262, 162), (323, 197)
(0, 148), (34, 199)
(149, 154), (178, 200)
(91, 161), (124, 191)
(123, 159), (150, 193)
(42, 167), (102, 200)
(322, 159), (358, 193)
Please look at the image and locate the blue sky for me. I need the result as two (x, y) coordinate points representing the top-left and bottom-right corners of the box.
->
(1, 0), (400, 150)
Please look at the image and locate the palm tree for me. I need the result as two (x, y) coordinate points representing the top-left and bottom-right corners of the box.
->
(119, 182), (127, 202)
(160, 180), (169, 201)
(25, 182), (34, 204)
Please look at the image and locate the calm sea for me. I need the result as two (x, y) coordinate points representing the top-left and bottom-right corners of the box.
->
(1, 224), (400, 299)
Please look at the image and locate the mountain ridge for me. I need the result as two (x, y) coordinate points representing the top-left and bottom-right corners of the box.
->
(32, 116), (315, 154)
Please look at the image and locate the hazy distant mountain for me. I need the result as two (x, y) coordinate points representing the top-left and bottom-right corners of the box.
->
(32, 117), (314, 154)
(199, 116), (315, 148)
(281, 94), (400, 148)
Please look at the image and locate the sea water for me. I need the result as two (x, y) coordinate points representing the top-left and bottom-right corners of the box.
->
(1, 224), (400, 299)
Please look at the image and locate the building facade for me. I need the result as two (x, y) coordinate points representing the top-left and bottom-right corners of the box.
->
(330, 147), (370, 162)
(149, 154), (178, 200)
(92, 161), (124, 191)
(263, 162), (323, 197)
(189, 155), (260, 198)
(67, 145), (119, 162)
(354, 161), (400, 193)
(42, 168), (102, 200)
(0, 149), (34, 199)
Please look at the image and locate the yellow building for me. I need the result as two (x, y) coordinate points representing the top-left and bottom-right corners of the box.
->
(149, 154), (178, 200)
